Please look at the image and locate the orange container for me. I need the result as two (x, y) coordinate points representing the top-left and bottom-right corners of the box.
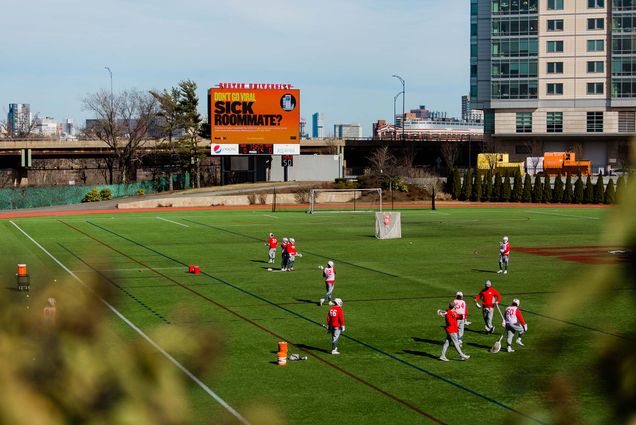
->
(193, 266), (201, 275)
(17, 264), (27, 276)
(277, 352), (287, 366)
(278, 341), (288, 355)
(188, 265), (195, 273)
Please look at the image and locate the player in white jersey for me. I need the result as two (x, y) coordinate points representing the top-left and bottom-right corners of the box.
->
(504, 298), (527, 352)
(498, 236), (511, 274)
(319, 261), (336, 306)
(453, 292), (468, 346)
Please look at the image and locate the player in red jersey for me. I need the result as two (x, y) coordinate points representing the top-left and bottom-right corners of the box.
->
(474, 280), (502, 334)
(326, 298), (345, 354)
(498, 236), (511, 274)
(319, 260), (336, 306)
(286, 238), (297, 271)
(438, 302), (470, 361)
(504, 298), (527, 352)
(280, 237), (289, 271)
(266, 233), (278, 264)
(453, 292), (468, 346)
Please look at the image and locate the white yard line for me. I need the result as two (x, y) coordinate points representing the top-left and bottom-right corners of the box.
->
(72, 266), (184, 273)
(529, 210), (600, 220)
(263, 214), (279, 219)
(9, 220), (251, 425)
(156, 217), (190, 227)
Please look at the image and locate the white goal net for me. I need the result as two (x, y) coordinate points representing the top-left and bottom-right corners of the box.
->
(308, 188), (383, 213)
(375, 212), (402, 239)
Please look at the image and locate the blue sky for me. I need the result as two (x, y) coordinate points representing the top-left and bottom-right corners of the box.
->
(0, 0), (469, 137)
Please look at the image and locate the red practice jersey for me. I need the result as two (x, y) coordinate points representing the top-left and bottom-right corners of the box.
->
(287, 243), (297, 256)
(444, 308), (459, 334)
(327, 306), (345, 328)
(323, 266), (336, 284)
(500, 241), (511, 257)
(281, 242), (288, 253)
(268, 236), (278, 249)
(475, 287), (501, 308)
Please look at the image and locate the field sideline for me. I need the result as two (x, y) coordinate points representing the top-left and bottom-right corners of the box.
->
(1, 205), (632, 425)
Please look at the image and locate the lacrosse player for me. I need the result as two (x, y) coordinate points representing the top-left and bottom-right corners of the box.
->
(286, 238), (297, 271)
(474, 280), (501, 334)
(326, 298), (345, 355)
(266, 233), (278, 264)
(43, 297), (57, 326)
(438, 302), (470, 361)
(319, 260), (336, 306)
(280, 237), (289, 271)
(504, 298), (527, 352)
(453, 292), (468, 345)
(498, 236), (511, 274)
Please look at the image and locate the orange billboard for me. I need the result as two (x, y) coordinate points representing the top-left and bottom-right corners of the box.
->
(209, 85), (300, 144)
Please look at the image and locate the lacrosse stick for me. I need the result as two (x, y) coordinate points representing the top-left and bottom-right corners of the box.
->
(490, 334), (504, 353)
(496, 303), (506, 327)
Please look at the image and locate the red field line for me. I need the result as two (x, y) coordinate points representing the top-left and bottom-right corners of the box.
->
(0, 201), (612, 219)
(516, 245), (629, 265)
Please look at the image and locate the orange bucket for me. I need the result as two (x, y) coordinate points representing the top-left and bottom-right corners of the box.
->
(278, 341), (288, 355)
(277, 352), (287, 366)
(188, 265), (195, 273)
(193, 266), (201, 275)
(17, 264), (27, 276)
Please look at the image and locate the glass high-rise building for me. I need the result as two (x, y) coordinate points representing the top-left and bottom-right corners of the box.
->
(471, 0), (635, 173)
(312, 112), (324, 138)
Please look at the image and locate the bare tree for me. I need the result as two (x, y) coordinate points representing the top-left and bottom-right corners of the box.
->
(367, 145), (397, 177)
(1, 113), (40, 140)
(83, 89), (158, 184)
(523, 139), (544, 175)
(440, 141), (460, 170)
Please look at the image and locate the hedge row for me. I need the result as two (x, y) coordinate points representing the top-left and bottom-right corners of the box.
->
(447, 169), (627, 205)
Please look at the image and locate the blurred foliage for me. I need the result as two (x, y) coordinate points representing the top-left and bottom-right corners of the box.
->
(0, 270), (283, 425)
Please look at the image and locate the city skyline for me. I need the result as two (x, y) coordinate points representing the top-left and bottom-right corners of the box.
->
(0, 0), (470, 137)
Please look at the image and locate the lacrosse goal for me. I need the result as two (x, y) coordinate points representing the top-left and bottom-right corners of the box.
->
(308, 188), (382, 213)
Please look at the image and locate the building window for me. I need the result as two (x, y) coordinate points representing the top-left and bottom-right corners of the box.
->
(547, 83), (564, 95)
(516, 112), (533, 133)
(587, 112), (603, 133)
(587, 40), (604, 52)
(547, 62), (564, 73)
(614, 0), (636, 11)
(492, 38), (538, 57)
(611, 79), (636, 97)
(547, 112), (563, 133)
(588, 0), (604, 7)
(587, 61), (604, 73)
(492, 18), (538, 36)
(619, 111), (636, 132)
(587, 18), (604, 30)
(492, 60), (538, 78)
(547, 41), (564, 52)
(547, 0), (564, 10)
(587, 82), (604, 94)
(491, 80), (538, 99)
(484, 111), (495, 135)
(547, 19), (564, 31)
(492, 0), (539, 14)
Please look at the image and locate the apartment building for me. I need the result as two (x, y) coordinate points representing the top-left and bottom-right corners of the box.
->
(471, 0), (635, 174)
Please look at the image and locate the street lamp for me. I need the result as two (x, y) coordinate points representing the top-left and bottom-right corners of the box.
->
(104, 66), (113, 98)
(392, 74), (405, 140)
(393, 91), (402, 140)
(104, 66), (113, 118)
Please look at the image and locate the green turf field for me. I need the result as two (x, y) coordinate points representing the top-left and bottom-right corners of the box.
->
(1, 206), (633, 425)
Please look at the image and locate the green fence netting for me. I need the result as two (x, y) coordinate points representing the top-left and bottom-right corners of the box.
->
(0, 181), (159, 210)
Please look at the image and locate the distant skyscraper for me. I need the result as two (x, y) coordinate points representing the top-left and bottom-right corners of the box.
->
(8, 103), (31, 137)
(35, 117), (58, 137)
(63, 118), (75, 136)
(299, 116), (309, 139)
(461, 95), (471, 121)
(334, 123), (363, 139)
(312, 112), (324, 138)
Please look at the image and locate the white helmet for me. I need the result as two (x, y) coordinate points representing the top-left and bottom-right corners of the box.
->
(290, 238), (295, 243)
(485, 280), (492, 288)
(269, 233), (274, 237)
(503, 236), (509, 242)
(334, 298), (343, 306)
(327, 260), (334, 267)
(512, 298), (520, 306)
(456, 291), (463, 298)
(282, 237), (289, 243)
